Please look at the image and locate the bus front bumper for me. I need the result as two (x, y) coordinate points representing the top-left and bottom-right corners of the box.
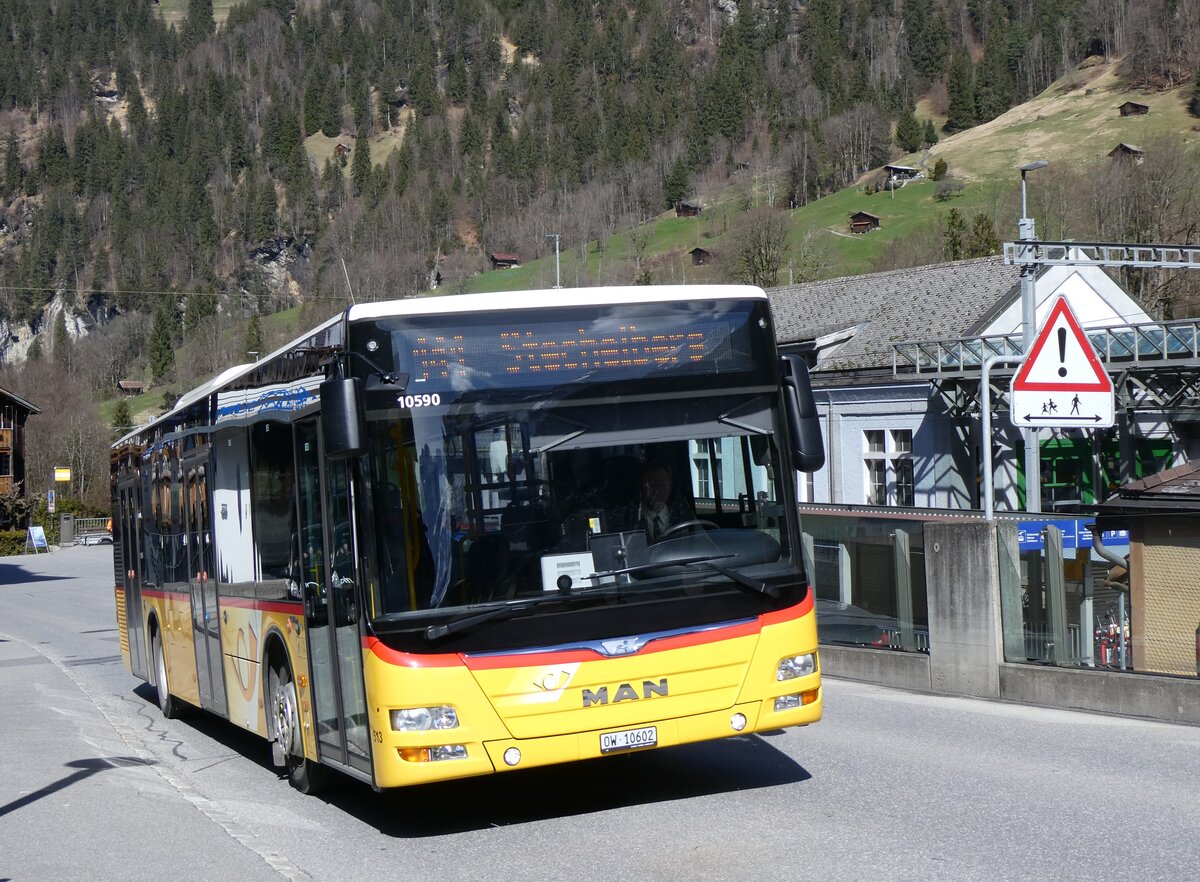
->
(372, 688), (821, 788)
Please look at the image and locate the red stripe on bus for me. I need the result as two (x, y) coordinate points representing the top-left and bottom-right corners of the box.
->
(365, 593), (815, 671)
(364, 637), (463, 668)
(761, 590), (813, 625)
(220, 597), (304, 615)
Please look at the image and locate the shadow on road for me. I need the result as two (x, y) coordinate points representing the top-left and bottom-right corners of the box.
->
(337, 734), (813, 838)
(133, 682), (812, 838)
(0, 756), (156, 819)
(214, 716), (807, 835)
(0, 562), (72, 587)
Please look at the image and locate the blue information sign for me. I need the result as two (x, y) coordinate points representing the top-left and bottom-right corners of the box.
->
(1016, 519), (1129, 552)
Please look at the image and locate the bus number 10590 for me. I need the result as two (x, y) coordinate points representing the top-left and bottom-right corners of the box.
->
(398, 393), (442, 408)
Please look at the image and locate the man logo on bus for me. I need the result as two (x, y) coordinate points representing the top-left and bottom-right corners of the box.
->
(582, 678), (669, 707)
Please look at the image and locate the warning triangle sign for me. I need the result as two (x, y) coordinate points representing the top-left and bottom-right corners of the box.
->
(1012, 295), (1113, 393)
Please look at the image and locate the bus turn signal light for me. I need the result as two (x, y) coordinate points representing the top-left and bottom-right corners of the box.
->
(774, 689), (819, 712)
(398, 745), (468, 763)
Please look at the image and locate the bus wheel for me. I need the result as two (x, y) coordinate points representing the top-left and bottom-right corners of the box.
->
(268, 660), (329, 795)
(151, 630), (180, 719)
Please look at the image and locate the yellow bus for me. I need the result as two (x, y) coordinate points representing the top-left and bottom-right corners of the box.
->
(111, 285), (825, 793)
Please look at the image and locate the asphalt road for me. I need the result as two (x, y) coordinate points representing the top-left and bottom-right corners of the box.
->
(2, 546), (1198, 882)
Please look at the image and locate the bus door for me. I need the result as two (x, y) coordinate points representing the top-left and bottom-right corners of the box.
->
(295, 419), (372, 776)
(185, 448), (227, 716)
(118, 475), (148, 680)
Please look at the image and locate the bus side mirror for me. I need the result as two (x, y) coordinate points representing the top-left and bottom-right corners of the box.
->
(321, 377), (365, 459)
(780, 354), (824, 473)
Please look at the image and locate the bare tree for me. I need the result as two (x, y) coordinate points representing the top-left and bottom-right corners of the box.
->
(727, 208), (791, 289)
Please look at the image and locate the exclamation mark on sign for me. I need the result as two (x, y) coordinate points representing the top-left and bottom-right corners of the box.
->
(1057, 328), (1068, 377)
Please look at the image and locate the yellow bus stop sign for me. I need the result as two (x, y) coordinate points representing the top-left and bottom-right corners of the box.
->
(54, 467), (71, 482)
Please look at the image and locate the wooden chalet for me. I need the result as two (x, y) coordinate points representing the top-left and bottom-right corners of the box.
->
(0, 387), (39, 497)
(117, 379), (146, 397)
(1118, 101), (1150, 117)
(675, 201), (703, 218)
(884, 164), (920, 181)
(689, 247), (714, 267)
(489, 252), (521, 270)
(1108, 143), (1145, 164)
(334, 143), (352, 159)
(849, 211), (881, 234)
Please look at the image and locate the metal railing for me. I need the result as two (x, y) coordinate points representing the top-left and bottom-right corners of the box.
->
(1002, 241), (1200, 269)
(893, 319), (1200, 378)
(74, 517), (110, 542)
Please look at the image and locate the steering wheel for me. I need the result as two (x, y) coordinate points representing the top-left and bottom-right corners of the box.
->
(658, 519), (719, 540)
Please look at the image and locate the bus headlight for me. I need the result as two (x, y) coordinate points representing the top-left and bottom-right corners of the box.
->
(390, 705), (459, 731)
(776, 653), (816, 681)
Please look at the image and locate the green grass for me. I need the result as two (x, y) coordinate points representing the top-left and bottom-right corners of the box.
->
(908, 64), (1198, 182)
(99, 388), (172, 430)
(154, 1), (239, 26)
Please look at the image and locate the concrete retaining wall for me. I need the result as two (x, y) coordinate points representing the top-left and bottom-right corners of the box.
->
(817, 520), (1200, 727)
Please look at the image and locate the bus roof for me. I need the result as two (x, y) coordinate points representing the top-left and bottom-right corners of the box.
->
(346, 284), (766, 321)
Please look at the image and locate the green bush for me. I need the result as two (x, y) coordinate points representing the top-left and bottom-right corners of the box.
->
(0, 496), (108, 553)
(0, 530), (27, 555)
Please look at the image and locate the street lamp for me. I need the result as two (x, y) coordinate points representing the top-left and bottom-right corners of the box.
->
(1018, 159), (1049, 513)
(545, 233), (561, 289)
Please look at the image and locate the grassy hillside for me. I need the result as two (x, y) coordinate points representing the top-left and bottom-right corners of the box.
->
(916, 61), (1197, 180)
(460, 59), (1198, 295)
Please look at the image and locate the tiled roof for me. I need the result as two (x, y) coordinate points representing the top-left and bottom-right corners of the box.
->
(767, 256), (1019, 372)
(0, 386), (40, 414)
(1096, 463), (1200, 515)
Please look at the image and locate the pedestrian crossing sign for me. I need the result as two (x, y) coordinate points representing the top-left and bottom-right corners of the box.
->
(1010, 295), (1114, 429)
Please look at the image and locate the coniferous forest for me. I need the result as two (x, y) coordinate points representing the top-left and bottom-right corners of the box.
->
(0, 0), (1197, 508)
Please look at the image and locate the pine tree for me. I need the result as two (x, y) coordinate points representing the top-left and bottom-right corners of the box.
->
(895, 107), (922, 153)
(244, 314), (264, 359)
(923, 119), (939, 146)
(931, 157), (948, 181)
(148, 305), (176, 383)
(350, 126), (372, 196)
(974, 6), (1013, 123)
(943, 208), (967, 261)
(51, 312), (70, 370)
(112, 399), (132, 434)
(968, 213), (1000, 258)
(321, 79), (342, 138)
(945, 52), (975, 132)
(663, 156), (690, 209)
(253, 176), (277, 242)
(184, 293), (216, 336)
(907, 0), (949, 83)
(36, 126), (71, 188)
(3, 131), (21, 195)
(182, 0), (215, 50)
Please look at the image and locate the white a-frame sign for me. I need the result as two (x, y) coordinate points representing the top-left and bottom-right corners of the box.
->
(1010, 295), (1115, 429)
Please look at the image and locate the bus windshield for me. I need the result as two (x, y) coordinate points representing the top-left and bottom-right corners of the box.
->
(351, 299), (804, 636)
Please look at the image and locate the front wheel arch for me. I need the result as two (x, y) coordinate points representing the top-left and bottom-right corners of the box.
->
(263, 636), (330, 795)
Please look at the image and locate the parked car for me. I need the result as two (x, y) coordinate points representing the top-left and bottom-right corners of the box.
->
(815, 599), (929, 651)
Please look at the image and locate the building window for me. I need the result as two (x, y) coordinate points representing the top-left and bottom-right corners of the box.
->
(0, 453), (10, 476)
(694, 458), (711, 499)
(863, 429), (914, 507)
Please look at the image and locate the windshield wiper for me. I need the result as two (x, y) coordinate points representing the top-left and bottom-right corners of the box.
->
(424, 591), (606, 643)
(584, 554), (780, 599)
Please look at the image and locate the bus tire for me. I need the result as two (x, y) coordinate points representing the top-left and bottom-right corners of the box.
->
(151, 629), (180, 719)
(268, 659), (330, 795)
